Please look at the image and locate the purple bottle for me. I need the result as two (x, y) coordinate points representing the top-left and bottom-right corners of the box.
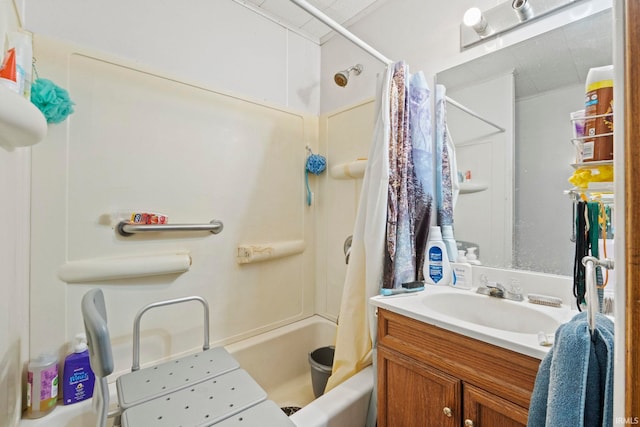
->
(62, 333), (95, 405)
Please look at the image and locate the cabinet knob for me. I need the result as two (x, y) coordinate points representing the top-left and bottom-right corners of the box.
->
(465, 420), (474, 426)
(443, 407), (453, 417)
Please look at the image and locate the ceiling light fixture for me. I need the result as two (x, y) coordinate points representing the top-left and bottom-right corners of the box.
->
(460, 0), (581, 50)
(512, 0), (535, 21)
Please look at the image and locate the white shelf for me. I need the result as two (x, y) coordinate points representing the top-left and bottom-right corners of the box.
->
(0, 84), (47, 149)
(571, 160), (614, 169)
(568, 182), (614, 194)
(459, 182), (488, 194)
(566, 184), (614, 204)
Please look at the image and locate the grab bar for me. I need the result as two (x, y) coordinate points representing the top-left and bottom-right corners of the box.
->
(131, 296), (210, 371)
(117, 219), (223, 237)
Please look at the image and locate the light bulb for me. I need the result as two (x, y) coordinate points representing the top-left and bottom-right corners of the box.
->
(463, 7), (483, 27)
(463, 7), (489, 36)
(512, 0), (534, 21)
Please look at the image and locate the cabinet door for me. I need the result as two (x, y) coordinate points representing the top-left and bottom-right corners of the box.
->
(463, 383), (529, 427)
(378, 346), (460, 427)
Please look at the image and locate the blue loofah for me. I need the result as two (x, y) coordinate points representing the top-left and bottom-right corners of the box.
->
(306, 153), (326, 175)
(30, 78), (75, 124)
(304, 151), (326, 206)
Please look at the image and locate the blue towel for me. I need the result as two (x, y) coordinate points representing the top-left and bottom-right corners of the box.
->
(527, 312), (614, 427)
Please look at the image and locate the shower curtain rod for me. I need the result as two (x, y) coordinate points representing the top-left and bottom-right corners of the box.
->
(445, 97), (506, 132)
(288, 0), (506, 133)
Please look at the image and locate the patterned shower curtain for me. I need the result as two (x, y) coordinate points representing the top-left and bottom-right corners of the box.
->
(326, 61), (434, 411)
(384, 62), (434, 288)
(435, 84), (458, 226)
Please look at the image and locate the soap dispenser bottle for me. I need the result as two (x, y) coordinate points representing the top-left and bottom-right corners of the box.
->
(424, 226), (453, 286)
(450, 250), (473, 290)
(466, 247), (482, 265)
(62, 333), (95, 405)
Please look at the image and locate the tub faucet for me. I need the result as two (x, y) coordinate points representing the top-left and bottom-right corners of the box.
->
(344, 235), (353, 264)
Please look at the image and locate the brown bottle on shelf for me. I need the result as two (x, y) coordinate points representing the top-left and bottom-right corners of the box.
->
(583, 65), (614, 162)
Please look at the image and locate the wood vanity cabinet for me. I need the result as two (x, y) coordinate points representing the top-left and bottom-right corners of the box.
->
(377, 308), (541, 427)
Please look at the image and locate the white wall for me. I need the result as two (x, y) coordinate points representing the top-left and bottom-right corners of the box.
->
(0, 149), (30, 427)
(23, 0), (320, 115)
(1, 2), (31, 426)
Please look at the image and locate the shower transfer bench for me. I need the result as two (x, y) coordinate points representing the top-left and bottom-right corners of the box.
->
(81, 289), (295, 427)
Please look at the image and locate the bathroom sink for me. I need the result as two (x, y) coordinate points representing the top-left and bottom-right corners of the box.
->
(371, 286), (578, 359)
(421, 291), (561, 334)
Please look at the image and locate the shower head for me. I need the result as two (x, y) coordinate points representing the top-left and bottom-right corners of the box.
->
(334, 64), (363, 87)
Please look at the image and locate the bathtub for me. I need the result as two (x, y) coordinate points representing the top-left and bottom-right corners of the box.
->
(18, 315), (373, 427)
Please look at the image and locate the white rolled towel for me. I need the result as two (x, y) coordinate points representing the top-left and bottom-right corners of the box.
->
(236, 240), (305, 264)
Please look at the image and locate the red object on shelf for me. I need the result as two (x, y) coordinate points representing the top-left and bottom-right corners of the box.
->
(0, 48), (17, 82)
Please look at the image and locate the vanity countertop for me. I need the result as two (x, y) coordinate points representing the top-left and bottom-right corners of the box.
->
(370, 285), (579, 360)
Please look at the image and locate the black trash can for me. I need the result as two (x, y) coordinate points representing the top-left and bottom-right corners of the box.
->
(308, 346), (335, 398)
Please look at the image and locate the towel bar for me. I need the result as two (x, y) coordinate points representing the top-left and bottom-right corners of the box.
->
(117, 219), (223, 236)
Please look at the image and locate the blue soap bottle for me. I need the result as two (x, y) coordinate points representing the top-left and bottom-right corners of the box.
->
(62, 333), (95, 405)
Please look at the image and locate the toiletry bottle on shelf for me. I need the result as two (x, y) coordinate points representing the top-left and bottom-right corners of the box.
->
(450, 254), (473, 290)
(62, 333), (95, 405)
(0, 48), (18, 93)
(584, 65), (614, 161)
(441, 225), (458, 262)
(466, 247), (481, 265)
(7, 31), (33, 99)
(26, 353), (59, 418)
(424, 226), (453, 286)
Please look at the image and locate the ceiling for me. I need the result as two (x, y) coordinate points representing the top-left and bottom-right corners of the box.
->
(236, 0), (388, 41)
(437, 9), (613, 100)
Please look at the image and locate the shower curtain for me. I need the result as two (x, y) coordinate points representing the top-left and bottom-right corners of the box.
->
(325, 61), (434, 425)
(435, 85), (459, 227)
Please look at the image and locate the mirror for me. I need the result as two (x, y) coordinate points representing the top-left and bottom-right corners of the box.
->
(436, 8), (613, 276)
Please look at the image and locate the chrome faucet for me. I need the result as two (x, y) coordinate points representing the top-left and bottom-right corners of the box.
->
(476, 276), (524, 302)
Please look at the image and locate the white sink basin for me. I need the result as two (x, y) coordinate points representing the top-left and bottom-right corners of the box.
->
(370, 286), (578, 359)
(421, 291), (560, 334)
